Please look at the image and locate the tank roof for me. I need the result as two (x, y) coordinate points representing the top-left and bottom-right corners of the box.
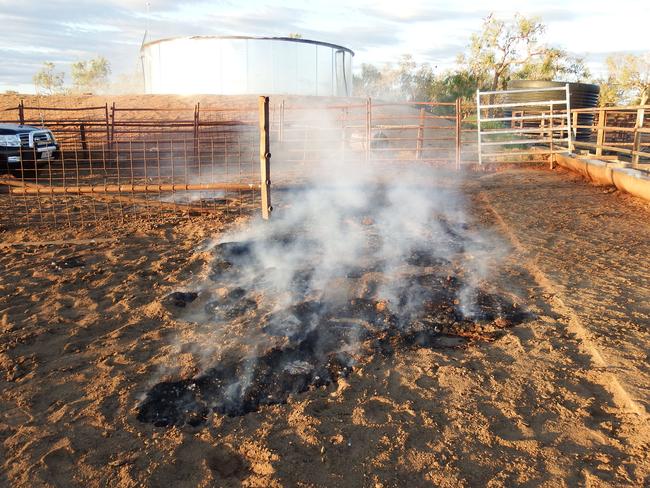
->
(141, 35), (355, 56)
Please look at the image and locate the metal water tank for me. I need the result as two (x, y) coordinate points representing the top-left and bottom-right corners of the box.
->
(140, 36), (354, 97)
(506, 80), (600, 141)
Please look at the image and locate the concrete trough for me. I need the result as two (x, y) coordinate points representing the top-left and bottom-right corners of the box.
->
(555, 153), (650, 203)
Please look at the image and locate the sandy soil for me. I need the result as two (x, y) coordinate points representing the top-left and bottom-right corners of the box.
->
(1, 167), (649, 487)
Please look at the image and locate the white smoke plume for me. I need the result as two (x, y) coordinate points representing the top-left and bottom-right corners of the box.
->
(137, 102), (520, 426)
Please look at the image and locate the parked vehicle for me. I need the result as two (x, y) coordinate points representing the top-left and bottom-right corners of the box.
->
(0, 123), (59, 176)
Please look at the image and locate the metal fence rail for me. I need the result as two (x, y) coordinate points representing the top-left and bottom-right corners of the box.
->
(273, 98), (464, 170)
(569, 105), (650, 167)
(476, 85), (572, 165)
(0, 102), (110, 148)
(6, 92), (649, 229)
(0, 98), (271, 228)
(0, 96), (468, 228)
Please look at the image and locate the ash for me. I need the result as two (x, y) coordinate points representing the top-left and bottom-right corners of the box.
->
(138, 168), (532, 427)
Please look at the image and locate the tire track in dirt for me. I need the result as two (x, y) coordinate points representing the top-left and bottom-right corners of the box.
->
(479, 191), (648, 422)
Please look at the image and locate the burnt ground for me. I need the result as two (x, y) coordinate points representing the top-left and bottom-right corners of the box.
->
(1, 166), (649, 487)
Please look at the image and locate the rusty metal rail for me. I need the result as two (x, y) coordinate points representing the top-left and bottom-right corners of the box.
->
(273, 98), (465, 169)
(0, 98), (271, 228)
(8, 182), (261, 195)
(6, 93), (647, 229)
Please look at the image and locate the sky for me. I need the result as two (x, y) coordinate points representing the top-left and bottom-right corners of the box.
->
(0, 0), (648, 93)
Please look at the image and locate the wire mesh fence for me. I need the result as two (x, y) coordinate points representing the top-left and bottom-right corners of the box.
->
(1, 96), (473, 229)
(1, 129), (262, 228)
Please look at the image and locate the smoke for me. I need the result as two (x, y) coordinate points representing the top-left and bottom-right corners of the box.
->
(137, 103), (520, 425)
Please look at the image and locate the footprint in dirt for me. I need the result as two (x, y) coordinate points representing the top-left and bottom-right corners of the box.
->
(205, 446), (249, 479)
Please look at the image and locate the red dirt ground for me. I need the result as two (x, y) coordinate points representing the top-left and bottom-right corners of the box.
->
(1, 166), (649, 487)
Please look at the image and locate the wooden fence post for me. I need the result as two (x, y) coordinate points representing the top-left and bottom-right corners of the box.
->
(18, 100), (24, 125)
(193, 103), (200, 158)
(596, 108), (605, 156)
(416, 107), (425, 159)
(258, 96), (272, 220)
(80, 123), (88, 158)
(631, 106), (645, 167)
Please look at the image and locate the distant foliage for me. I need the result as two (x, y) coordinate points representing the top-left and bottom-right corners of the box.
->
(33, 62), (65, 95)
(602, 53), (650, 106)
(353, 13), (589, 108)
(71, 56), (111, 93)
(108, 70), (145, 95)
(459, 13), (590, 91)
(353, 55), (435, 101)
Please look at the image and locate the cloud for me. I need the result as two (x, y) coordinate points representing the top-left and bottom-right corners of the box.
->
(359, 6), (487, 24)
(533, 8), (582, 22)
(419, 44), (466, 61)
(1, 0), (646, 90)
(60, 22), (123, 33)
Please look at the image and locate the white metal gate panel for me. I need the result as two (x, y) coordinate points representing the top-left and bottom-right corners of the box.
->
(476, 85), (572, 165)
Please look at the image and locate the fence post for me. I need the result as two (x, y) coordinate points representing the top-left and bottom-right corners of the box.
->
(104, 103), (110, 144)
(258, 96), (272, 220)
(341, 106), (347, 160)
(631, 106), (645, 167)
(476, 90), (482, 166)
(596, 108), (605, 156)
(109, 102), (116, 163)
(366, 97), (372, 161)
(18, 100), (24, 125)
(80, 123), (88, 158)
(565, 84), (573, 153)
(193, 103), (200, 158)
(572, 111), (578, 140)
(110, 102), (116, 143)
(416, 107), (425, 159)
(455, 98), (461, 170)
(279, 99), (285, 143)
(549, 103), (555, 169)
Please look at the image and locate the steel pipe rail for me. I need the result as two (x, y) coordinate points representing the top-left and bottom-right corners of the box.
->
(10, 182), (261, 195)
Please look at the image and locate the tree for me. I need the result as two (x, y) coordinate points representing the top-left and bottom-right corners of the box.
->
(353, 63), (384, 97)
(595, 78), (623, 107)
(71, 56), (111, 93)
(353, 55), (436, 101)
(515, 48), (590, 82)
(411, 63), (436, 102)
(604, 53), (650, 105)
(425, 70), (482, 116)
(33, 62), (65, 94)
(460, 13), (589, 91)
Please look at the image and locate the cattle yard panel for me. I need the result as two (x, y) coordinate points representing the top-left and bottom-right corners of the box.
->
(272, 99), (465, 173)
(6, 93), (648, 229)
(476, 85), (572, 166)
(0, 100), (270, 228)
(0, 101), (110, 148)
